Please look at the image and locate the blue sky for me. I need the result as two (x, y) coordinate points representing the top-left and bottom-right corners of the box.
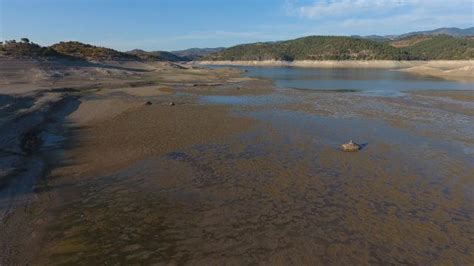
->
(1, 0), (473, 51)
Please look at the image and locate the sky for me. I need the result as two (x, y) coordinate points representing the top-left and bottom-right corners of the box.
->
(1, 0), (473, 51)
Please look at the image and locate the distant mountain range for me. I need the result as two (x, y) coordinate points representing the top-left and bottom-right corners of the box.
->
(398, 27), (474, 38)
(1, 27), (472, 61)
(126, 49), (186, 61)
(205, 35), (474, 61)
(354, 27), (474, 42)
(171, 47), (225, 60)
(126, 48), (225, 61)
(0, 40), (189, 62)
(203, 27), (474, 61)
(184, 27), (474, 60)
(176, 27), (473, 59)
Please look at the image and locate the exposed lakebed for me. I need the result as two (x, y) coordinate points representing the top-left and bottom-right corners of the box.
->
(2, 64), (473, 264)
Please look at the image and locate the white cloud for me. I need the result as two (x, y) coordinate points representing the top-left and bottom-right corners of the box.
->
(287, 0), (473, 22)
(284, 0), (473, 35)
(295, 0), (409, 19)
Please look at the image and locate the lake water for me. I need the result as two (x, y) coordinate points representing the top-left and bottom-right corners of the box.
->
(212, 66), (474, 96)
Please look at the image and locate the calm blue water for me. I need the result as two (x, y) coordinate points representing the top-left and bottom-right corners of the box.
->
(210, 66), (474, 96)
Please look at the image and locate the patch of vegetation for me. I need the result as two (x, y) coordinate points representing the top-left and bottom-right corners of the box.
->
(204, 35), (474, 61)
(127, 49), (187, 62)
(3, 35), (472, 62)
(50, 41), (139, 61)
(0, 38), (64, 58)
(172, 47), (225, 60)
(205, 36), (417, 61)
(389, 35), (433, 48)
(400, 35), (474, 60)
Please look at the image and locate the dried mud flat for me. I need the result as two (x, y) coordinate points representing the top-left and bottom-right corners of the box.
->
(0, 57), (473, 265)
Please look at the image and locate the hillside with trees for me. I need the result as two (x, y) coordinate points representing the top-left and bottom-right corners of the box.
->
(204, 35), (474, 61)
(1, 40), (188, 62)
(171, 47), (225, 60)
(397, 27), (474, 39)
(205, 36), (416, 61)
(0, 39), (65, 58)
(50, 41), (139, 61)
(127, 49), (186, 61)
(2, 33), (473, 62)
(398, 35), (474, 60)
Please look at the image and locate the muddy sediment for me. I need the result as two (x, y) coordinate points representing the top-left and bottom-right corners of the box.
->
(0, 91), (80, 264)
(1, 58), (473, 265)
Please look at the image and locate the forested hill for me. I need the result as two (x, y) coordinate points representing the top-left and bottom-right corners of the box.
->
(204, 35), (474, 61)
(50, 41), (139, 61)
(396, 35), (474, 60)
(0, 40), (188, 62)
(127, 49), (187, 61)
(2, 35), (472, 62)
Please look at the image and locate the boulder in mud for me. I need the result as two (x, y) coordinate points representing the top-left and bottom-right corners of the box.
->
(341, 140), (361, 152)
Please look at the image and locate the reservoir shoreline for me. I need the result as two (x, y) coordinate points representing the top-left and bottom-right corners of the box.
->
(197, 60), (474, 81)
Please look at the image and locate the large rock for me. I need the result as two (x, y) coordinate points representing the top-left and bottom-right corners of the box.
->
(341, 140), (361, 152)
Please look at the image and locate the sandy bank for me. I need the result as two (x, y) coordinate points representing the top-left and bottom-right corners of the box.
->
(197, 60), (473, 69)
(398, 65), (474, 81)
(66, 102), (254, 176)
(197, 60), (474, 81)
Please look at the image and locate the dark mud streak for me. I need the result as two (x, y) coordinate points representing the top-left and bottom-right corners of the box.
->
(0, 93), (80, 191)
(0, 92), (80, 265)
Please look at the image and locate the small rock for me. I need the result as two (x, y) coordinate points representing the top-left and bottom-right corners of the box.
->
(341, 140), (361, 152)
(169, 102), (175, 106)
(145, 101), (152, 105)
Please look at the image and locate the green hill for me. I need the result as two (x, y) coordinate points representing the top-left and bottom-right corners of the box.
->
(398, 35), (474, 60)
(1, 40), (187, 62)
(204, 35), (474, 61)
(127, 49), (186, 61)
(397, 27), (474, 39)
(205, 36), (415, 61)
(3, 35), (473, 62)
(50, 41), (139, 61)
(0, 39), (65, 58)
(172, 47), (225, 60)
(1, 40), (189, 62)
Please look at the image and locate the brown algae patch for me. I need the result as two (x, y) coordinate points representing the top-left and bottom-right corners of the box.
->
(64, 103), (254, 176)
